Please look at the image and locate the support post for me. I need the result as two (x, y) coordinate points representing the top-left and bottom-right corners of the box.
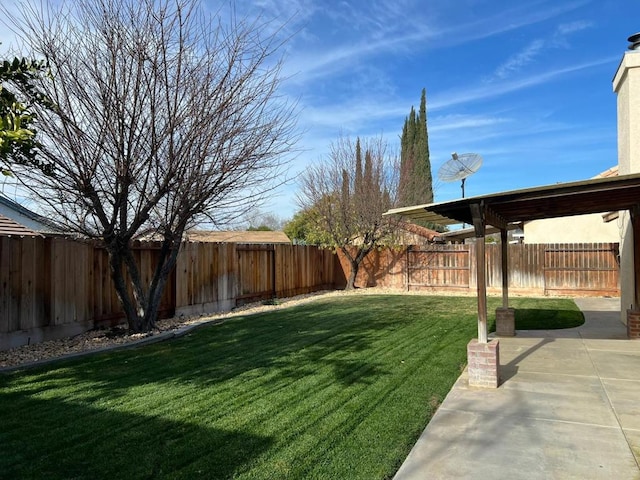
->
(500, 228), (509, 308)
(495, 228), (515, 336)
(470, 203), (487, 343)
(467, 202), (500, 387)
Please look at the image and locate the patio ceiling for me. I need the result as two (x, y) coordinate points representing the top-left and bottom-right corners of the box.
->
(385, 172), (640, 228)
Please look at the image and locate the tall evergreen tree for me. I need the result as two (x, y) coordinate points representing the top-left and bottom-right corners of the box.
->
(399, 88), (432, 207)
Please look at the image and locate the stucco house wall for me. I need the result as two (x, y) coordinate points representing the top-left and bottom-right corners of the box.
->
(523, 166), (620, 244)
(524, 212), (620, 244)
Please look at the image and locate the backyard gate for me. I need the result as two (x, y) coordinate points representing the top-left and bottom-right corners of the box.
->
(543, 243), (620, 296)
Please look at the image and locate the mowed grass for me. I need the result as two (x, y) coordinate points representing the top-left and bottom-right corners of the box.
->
(513, 297), (585, 330)
(0, 295), (581, 479)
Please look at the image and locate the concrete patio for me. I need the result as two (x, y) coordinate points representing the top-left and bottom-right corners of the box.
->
(394, 297), (640, 479)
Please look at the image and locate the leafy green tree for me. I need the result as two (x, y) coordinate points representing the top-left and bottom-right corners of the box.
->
(399, 88), (432, 207)
(0, 57), (54, 176)
(283, 207), (332, 245)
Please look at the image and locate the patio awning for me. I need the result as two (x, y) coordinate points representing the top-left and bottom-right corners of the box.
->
(384, 172), (640, 345)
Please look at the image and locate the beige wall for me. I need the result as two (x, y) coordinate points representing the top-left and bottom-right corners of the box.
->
(614, 51), (640, 319)
(524, 214), (620, 244)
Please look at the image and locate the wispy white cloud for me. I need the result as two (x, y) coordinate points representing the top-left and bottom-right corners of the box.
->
(491, 18), (594, 80)
(432, 55), (617, 110)
(283, 1), (590, 87)
(300, 99), (407, 131)
(556, 20), (593, 36)
(431, 114), (511, 133)
(493, 40), (546, 79)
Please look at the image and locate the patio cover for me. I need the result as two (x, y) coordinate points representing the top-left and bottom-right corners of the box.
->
(384, 172), (640, 342)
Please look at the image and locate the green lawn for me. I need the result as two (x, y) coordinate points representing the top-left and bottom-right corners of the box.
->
(0, 294), (582, 479)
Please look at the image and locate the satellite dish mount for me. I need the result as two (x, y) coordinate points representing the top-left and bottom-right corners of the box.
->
(437, 152), (483, 198)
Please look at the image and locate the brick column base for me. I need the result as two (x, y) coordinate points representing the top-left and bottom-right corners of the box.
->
(627, 310), (640, 339)
(467, 339), (500, 388)
(495, 307), (515, 337)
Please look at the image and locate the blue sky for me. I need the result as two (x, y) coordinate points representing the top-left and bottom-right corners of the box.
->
(233, 0), (640, 221)
(1, 1), (639, 225)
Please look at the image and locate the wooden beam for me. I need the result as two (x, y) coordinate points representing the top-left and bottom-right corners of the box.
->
(485, 205), (508, 230)
(501, 228), (509, 308)
(470, 203), (488, 343)
(470, 203), (484, 238)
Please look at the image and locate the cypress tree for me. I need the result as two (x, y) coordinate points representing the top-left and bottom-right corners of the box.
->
(417, 88), (433, 203)
(399, 89), (433, 207)
(355, 137), (363, 195)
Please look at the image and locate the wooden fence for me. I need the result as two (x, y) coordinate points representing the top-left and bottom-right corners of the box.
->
(0, 237), (336, 349)
(0, 237), (620, 349)
(338, 242), (620, 297)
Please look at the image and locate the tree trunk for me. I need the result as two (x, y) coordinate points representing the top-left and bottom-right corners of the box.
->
(141, 240), (181, 330)
(343, 245), (372, 290)
(345, 257), (360, 290)
(108, 248), (146, 332)
(106, 239), (180, 334)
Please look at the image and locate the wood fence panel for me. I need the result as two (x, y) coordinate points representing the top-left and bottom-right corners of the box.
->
(543, 242), (619, 296)
(408, 245), (471, 289)
(90, 241), (176, 326)
(49, 238), (93, 326)
(275, 245), (336, 297)
(236, 244), (275, 304)
(505, 243), (544, 289)
(0, 238), (11, 332)
(19, 236), (36, 330)
(274, 244), (294, 296)
(175, 242), (193, 308)
(7, 238), (22, 332)
(1, 238), (25, 333)
(175, 242), (233, 314)
(219, 243), (237, 308)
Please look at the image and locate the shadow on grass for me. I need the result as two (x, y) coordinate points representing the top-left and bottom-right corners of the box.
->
(0, 295), (498, 479)
(515, 308), (585, 330)
(0, 392), (273, 479)
(2, 297), (412, 401)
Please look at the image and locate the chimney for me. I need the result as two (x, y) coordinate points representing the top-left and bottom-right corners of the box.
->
(613, 33), (640, 175)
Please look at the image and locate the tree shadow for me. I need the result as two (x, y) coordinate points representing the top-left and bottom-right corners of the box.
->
(0, 392), (273, 479)
(360, 248), (406, 288)
(514, 308), (585, 330)
(3, 297), (400, 400)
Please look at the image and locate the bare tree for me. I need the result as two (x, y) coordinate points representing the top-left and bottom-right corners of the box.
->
(297, 136), (398, 289)
(2, 0), (298, 332)
(244, 208), (284, 231)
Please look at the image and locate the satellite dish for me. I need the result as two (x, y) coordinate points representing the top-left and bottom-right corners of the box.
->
(437, 152), (483, 198)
